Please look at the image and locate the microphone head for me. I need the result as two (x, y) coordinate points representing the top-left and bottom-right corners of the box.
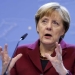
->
(21, 33), (28, 40)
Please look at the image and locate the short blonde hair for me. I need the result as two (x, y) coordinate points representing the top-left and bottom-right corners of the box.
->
(35, 2), (70, 41)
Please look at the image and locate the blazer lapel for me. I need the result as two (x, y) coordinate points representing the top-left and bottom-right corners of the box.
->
(27, 41), (43, 73)
(44, 50), (56, 72)
(27, 40), (67, 73)
(44, 47), (67, 72)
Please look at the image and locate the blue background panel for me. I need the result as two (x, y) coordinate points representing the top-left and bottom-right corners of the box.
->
(0, 0), (75, 73)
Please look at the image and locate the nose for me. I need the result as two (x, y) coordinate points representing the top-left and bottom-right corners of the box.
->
(46, 23), (52, 31)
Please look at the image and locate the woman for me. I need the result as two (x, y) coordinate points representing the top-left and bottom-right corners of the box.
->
(0, 2), (75, 75)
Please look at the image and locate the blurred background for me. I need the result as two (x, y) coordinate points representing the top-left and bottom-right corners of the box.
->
(0, 0), (75, 73)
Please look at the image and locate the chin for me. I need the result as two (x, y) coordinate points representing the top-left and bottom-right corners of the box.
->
(42, 40), (54, 45)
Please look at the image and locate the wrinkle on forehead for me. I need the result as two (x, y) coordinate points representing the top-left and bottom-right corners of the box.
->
(50, 11), (63, 23)
(41, 10), (63, 24)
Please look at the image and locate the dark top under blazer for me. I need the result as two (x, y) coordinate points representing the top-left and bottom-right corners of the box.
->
(10, 40), (75, 75)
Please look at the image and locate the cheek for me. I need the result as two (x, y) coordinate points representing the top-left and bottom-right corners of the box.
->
(39, 29), (44, 37)
(53, 29), (64, 38)
(37, 25), (44, 34)
(37, 27), (45, 39)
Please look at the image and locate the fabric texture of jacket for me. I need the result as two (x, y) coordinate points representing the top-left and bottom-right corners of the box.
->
(10, 40), (75, 75)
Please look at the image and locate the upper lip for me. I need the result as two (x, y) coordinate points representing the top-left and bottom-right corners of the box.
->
(44, 33), (52, 36)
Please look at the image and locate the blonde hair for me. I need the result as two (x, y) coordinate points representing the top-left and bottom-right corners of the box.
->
(35, 2), (70, 41)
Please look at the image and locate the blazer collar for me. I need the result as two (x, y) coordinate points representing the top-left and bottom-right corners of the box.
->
(27, 39), (68, 72)
(27, 40), (43, 72)
(27, 39), (68, 50)
(44, 40), (67, 72)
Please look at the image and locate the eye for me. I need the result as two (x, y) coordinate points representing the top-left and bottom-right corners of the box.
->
(42, 20), (46, 22)
(52, 20), (59, 25)
(42, 20), (47, 23)
(41, 18), (48, 24)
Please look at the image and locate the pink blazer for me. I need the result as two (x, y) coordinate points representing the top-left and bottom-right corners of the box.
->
(10, 40), (75, 75)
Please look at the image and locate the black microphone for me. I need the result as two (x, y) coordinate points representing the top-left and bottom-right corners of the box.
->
(3, 33), (28, 75)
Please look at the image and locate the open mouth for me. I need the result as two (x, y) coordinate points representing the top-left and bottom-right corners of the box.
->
(45, 34), (52, 37)
(44, 33), (52, 39)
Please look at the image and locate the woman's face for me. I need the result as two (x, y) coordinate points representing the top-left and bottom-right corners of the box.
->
(37, 11), (65, 45)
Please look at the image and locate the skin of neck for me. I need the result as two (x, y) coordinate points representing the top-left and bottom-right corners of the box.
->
(40, 42), (56, 57)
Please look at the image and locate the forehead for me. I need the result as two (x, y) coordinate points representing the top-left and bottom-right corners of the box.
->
(41, 11), (63, 22)
(50, 11), (62, 21)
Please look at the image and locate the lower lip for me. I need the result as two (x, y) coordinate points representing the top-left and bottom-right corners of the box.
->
(44, 36), (52, 39)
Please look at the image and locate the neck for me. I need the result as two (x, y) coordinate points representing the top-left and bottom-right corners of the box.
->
(40, 43), (56, 57)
